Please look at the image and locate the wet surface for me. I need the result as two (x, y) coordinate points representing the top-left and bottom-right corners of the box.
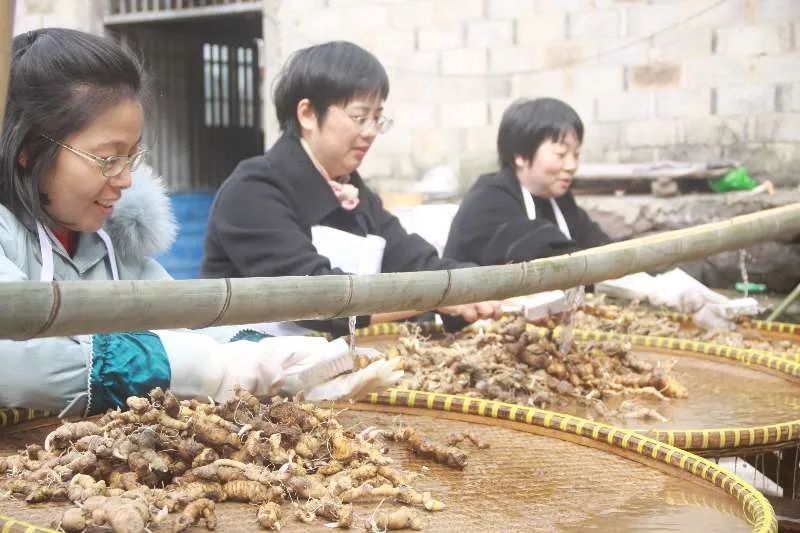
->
(566, 350), (800, 429)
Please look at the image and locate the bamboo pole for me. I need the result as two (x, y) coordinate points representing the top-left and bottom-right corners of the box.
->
(767, 280), (800, 322)
(1, 203), (799, 340)
(0, 1), (14, 127)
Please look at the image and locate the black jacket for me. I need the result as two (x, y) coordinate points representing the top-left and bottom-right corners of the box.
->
(443, 167), (611, 265)
(201, 135), (468, 333)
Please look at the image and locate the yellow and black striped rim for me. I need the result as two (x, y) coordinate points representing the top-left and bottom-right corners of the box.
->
(352, 321), (800, 453)
(562, 327), (800, 380)
(0, 514), (58, 533)
(364, 389), (777, 533)
(748, 319), (800, 337)
(641, 421), (800, 452)
(0, 408), (51, 430)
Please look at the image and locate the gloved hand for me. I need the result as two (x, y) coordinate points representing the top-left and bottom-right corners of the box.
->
(596, 269), (758, 330)
(156, 330), (294, 402)
(304, 358), (404, 401)
(159, 330), (367, 402)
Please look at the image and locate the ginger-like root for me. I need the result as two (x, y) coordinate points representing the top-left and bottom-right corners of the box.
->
(26, 485), (68, 503)
(174, 481), (226, 505)
(656, 374), (689, 399)
(390, 427), (468, 469)
(68, 474), (107, 502)
(257, 501), (282, 530)
(367, 507), (424, 531)
(192, 416), (241, 449)
(173, 498), (216, 532)
(82, 495), (150, 533)
(58, 507), (86, 532)
(397, 487), (445, 512)
(339, 482), (399, 503)
(377, 465), (415, 486)
(445, 430), (489, 449)
(126, 395), (151, 414)
(307, 498), (354, 528)
(44, 421), (102, 451)
(223, 479), (282, 503)
(192, 447), (220, 468)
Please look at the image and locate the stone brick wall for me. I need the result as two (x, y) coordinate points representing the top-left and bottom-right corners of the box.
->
(262, 0), (800, 192)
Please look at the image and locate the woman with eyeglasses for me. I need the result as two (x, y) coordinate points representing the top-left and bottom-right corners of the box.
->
(0, 29), (378, 418)
(201, 41), (501, 334)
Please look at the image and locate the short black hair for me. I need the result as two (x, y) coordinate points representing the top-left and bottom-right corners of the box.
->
(497, 97), (584, 168)
(0, 28), (147, 229)
(273, 41), (389, 138)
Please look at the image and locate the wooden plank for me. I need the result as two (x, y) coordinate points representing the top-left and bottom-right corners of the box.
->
(575, 161), (735, 181)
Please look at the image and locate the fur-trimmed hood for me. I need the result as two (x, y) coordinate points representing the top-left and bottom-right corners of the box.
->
(103, 165), (177, 260)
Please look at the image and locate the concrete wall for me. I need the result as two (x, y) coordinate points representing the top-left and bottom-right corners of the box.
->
(13, 0), (799, 192)
(13, 0), (105, 36)
(262, 0), (800, 192)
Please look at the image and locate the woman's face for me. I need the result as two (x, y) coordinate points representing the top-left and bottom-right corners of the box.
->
(515, 129), (581, 199)
(38, 98), (143, 233)
(299, 94), (383, 179)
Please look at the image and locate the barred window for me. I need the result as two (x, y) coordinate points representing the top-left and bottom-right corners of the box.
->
(203, 43), (257, 128)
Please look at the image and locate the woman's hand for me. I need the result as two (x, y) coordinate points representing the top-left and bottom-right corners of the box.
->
(437, 300), (502, 323)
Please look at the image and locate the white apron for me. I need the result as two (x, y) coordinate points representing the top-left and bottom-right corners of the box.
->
(520, 184), (571, 238)
(36, 221), (119, 282)
(311, 225), (387, 275)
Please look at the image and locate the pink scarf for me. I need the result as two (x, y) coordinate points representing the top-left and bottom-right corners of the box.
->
(328, 179), (360, 211)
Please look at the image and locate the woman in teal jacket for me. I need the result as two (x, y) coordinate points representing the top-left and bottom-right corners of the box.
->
(0, 28), (328, 417)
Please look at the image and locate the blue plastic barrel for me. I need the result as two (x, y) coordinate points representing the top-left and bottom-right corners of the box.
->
(155, 192), (214, 279)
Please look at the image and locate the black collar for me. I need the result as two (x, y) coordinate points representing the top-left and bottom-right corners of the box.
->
(268, 135), (366, 226)
(497, 165), (531, 208)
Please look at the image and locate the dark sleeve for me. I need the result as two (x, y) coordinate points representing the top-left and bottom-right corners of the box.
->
(206, 165), (347, 278)
(363, 188), (464, 272)
(446, 185), (581, 266)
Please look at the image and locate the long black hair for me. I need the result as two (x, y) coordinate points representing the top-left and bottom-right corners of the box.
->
(0, 28), (148, 228)
(497, 97), (584, 168)
(273, 41), (389, 138)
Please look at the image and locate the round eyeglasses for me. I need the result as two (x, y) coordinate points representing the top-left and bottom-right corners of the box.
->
(41, 134), (148, 178)
(345, 113), (394, 134)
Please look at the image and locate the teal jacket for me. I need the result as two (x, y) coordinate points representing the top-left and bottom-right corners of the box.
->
(0, 167), (228, 417)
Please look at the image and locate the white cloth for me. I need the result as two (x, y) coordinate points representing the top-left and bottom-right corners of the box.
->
(520, 184), (571, 238)
(311, 225), (386, 275)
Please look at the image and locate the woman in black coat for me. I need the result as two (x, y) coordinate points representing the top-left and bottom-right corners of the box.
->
(201, 41), (499, 334)
(444, 98), (610, 266)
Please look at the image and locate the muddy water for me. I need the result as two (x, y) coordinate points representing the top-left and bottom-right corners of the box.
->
(564, 350), (800, 429)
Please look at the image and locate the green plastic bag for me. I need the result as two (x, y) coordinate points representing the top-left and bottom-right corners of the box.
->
(709, 167), (758, 192)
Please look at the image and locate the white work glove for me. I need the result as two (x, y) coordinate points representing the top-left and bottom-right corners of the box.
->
(156, 330), (296, 402)
(304, 358), (404, 401)
(596, 269), (758, 330)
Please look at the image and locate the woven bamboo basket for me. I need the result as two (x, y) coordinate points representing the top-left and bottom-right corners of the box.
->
(0, 399), (773, 532)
